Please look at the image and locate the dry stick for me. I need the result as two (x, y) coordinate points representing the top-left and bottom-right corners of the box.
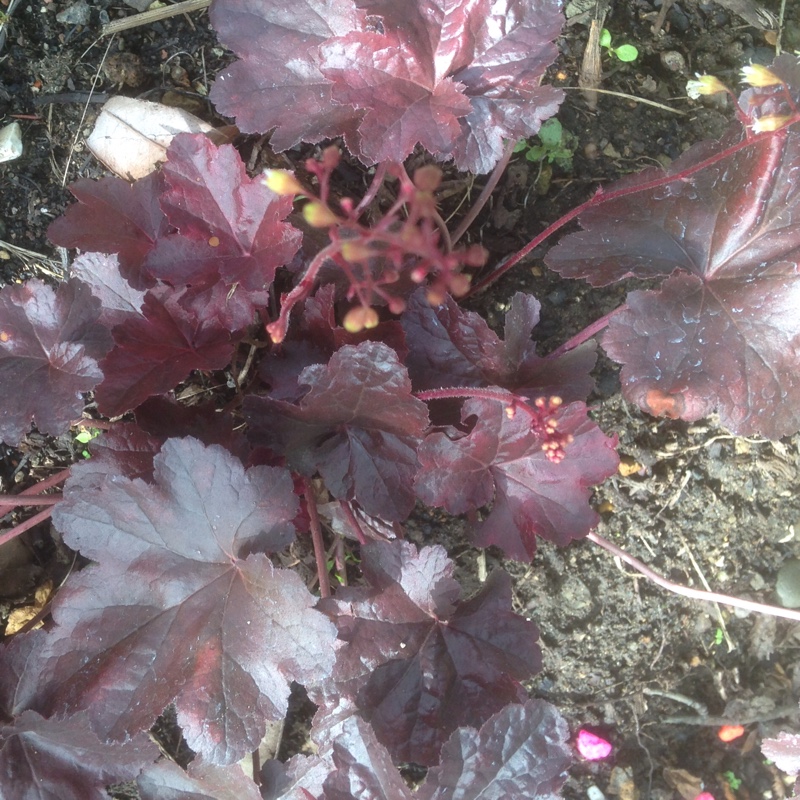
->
(101, 0), (211, 36)
(561, 86), (687, 115)
(302, 478), (331, 599)
(588, 530), (800, 623)
(451, 138), (517, 246)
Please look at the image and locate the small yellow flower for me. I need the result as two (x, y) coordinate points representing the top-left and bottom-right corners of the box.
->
(302, 201), (340, 228)
(343, 306), (379, 333)
(751, 114), (793, 133)
(262, 169), (304, 196)
(686, 74), (727, 99)
(740, 63), (784, 88)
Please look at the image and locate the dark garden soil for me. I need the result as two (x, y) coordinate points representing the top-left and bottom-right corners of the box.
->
(2, 0), (800, 798)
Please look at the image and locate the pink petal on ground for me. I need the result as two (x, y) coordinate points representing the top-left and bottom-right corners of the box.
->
(576, 729), (613, 760)
(694, 793), (715, 800)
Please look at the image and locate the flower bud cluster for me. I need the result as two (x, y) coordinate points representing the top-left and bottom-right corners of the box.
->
(530, 396), (574, 464)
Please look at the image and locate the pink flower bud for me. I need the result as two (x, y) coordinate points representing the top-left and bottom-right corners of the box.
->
(576, 730), (613, 760)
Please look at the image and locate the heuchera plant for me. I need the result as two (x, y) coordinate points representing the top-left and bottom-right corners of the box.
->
(1, 0), (799, 793)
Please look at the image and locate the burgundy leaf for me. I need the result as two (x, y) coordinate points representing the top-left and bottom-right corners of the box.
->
(209, 0), (364, 148)
(0, 629), (49, 720)
(0, 710), (157, 800)
(245, 342), (429, 522)
(137, 759), (263, 800)
(320, 30), (473, 165)
(71, 252), (146, 330)
(415, 399), (619, 560)
(402, 289), (596, 402)
(322, 716), (413, 800)
(419, 699), (572, 800)
(95, 284), (235, 417)
(260, 751), (335, 800)
(145, 134), (302, 293)
(0, 279), (112, 445)
(762, 731), (800, 775)
(40, 437), (335, 765)
(47, 172), (167, 289)
(546, 125), (800, 437)
(318, 540), (541, 766)
(77, 422), (162, 484)
(208, 0), (563, 172)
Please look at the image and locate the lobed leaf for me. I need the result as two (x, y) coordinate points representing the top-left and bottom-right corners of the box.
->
(0, 279), (112, 445)
(416, 399), (619, 560)
(246, 342), (429, 522)
(318, 540), (541, 765)
(37, 437), (335, 765)
(0, 710), (157, 800)
(402, 288), (596, 403)
(546, 125), (800, 437)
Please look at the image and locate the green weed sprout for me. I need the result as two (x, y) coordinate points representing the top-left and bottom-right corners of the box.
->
(600, 28), (639, 62)
(75, 427), (101, 459)
(514, 119), (577, 171)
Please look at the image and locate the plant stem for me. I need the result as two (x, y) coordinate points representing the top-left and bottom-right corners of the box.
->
(546, 304), (627, 358)
(588, 530), (800, 622)
(302, 478), (331, 599)
(466, 123), (797, 297)
(451, 138), (516, 246)
(0, 507), (53, 547)
(0, 494), (61, 507)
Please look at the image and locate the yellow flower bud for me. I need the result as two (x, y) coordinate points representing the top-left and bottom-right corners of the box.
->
(262, 169), (304, 196)
(302, 201), (340, 228)
(686, 74), (727, 99)
(740, 64), (784, 88)
(751, 114), (793, 133)
(340, 240), (373, 262)
(343, 306), (379, 332)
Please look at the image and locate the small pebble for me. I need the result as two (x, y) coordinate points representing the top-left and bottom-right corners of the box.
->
(660, 50), (687, 73)
(0, 122), (23, 163)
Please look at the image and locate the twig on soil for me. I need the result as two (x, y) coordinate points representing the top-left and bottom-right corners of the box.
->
(561, 86), (687, 115)
(642, 687), (708, 716)
(101, 0), (211, 36)
(588, 530), (800, 623)
(660, 702), (799, 726)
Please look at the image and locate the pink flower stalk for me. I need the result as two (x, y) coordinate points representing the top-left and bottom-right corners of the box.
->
(576, 730), (613, 760)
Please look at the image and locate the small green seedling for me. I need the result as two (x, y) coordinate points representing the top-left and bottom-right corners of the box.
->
(600, 28), (639, 63)
(514, 119), (577, 171)
(75, 427), (101, 459)
(722, 771), (742, 791)
(712, 627), (724, 646)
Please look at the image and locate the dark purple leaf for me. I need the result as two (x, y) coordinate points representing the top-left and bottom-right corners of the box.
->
(144, 134), (302, 293)
(415, 399), (619, 560)
(245, 342), (429, 522)
(209, 0), (563, 173)
(38, 437), (335, 765)
(95, 285), (235, 417)
(419, 699), (572, 800)
(0, 629), (49, 720)
(318, 540), (540, 765)
(0, 710), (157, 800)
(0, 279), (112, 445)
(546, 125), (800, 437)
(137, 758), (263, 800)
(47, 172), (167, 289)
(77, 422), (162, 484)
(71, 252), (146, 330)
(209, 0), (364, 148)
(259, 752), (335, 800)
(323, 716), (413, 800)
(402, 289), (596, 402)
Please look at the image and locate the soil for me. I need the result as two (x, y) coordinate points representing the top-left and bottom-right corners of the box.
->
(2, 1), (800, 799)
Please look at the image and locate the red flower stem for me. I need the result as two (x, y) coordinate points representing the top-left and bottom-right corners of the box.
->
(451, 137), (517, 246)
(19, 468), (70, 495)
(465, 122), (798, 298)
(587, 530), (800, 622)
(302, 477), (331, 599)
(338, 500), (368, 546)
(0, 507), (53, 547)
(416, 386), (515, 406)
(267, 240), (343, 343)
(354, 161), (388, 218)
(546, 304), (628, 358)
(0, 494), (61, 507)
